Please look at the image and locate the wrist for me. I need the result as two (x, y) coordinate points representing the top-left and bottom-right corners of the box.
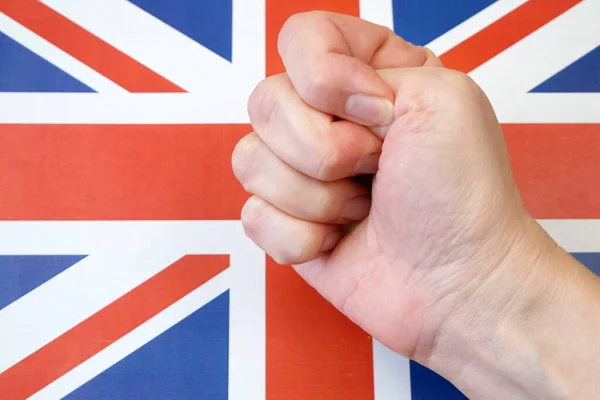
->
(421, 215), (600, 399)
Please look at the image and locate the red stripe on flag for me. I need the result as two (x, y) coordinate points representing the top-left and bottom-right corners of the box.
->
(505, 124), (600, 219)
(1, 122), (598, 219)
(266, 1), (375, 400)
(439, 0), (583, 73)
(0, 255), (229, 399)
(266, 259), (375, 400)
(0, 124), (249, 220)
(0, 0), (184, 92)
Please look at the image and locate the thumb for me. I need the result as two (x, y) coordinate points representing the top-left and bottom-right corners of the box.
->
(371, 67), (472, 140)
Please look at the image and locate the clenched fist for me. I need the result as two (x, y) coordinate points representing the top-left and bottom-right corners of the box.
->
(232, 11), (600, 400)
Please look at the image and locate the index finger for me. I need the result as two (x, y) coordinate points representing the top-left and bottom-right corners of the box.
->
(277, 11), (441, 127)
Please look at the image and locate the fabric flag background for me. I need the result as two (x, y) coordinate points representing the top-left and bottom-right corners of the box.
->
(0, 0), (598, 399)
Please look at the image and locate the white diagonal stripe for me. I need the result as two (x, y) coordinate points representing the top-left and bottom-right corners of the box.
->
(31, 238), (265, 400)
(427, 0), (527, 56)
(359, 0), (526, 56)
(40, 0), (264, 96)
(0, 221), (260, 375)
(0, 12), (126, 93)
(29, 269), (232, 400)
(471, 0), (600, 93)
(0, 251), (181, 373)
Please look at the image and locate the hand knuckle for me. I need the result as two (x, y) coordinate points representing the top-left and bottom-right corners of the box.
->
(422, 47), (442, 66)
(271, 251), (296, 266)
(278, 12), (311, 60)
(437, 69), (483, 99)
(314, 188), (338, 220)
(275, 235), (317, 265)
(278, 13), (303, 44)
(271, 248), (296, 266)
(231, 134), (260, 189)
(240, 197), (265, 236)
(303, 61), (327, 105)
(279, 11), (327, 45)
(248, 78), (279, 132)
(315, 140), (343, 181)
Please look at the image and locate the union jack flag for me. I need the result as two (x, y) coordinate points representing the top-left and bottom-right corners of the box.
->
(0, 0), (598, 399)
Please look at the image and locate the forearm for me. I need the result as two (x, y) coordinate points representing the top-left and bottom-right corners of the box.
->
(425, 219), (600, 399)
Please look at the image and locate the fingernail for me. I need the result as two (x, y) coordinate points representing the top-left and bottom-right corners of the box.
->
(343, 196), (371, 221)
(321, 231), (342, 252)
(345, 94), (395, 126)
(354, 153), (381, 175)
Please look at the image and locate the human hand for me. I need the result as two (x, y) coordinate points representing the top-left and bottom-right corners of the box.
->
(232, 11), (600, 399)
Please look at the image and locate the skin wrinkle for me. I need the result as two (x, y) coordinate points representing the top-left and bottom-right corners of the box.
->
(331, 13), (426, 68)
(253, 81), (279, 135)
(340, 254), (381, 316)
(301, 56), (325, 108)
(313, 126), (341, 181)
(505, 243), (569, 399)
(338, 18), (388, 64)
(416, 223), (517, 364)
(325, 13), (353, 57)
(365, 29), (392, 65)
(423, 217), (544, 367)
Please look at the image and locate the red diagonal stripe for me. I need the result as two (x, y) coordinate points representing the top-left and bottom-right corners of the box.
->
(440, 0), (583, 73)
(0, 0), (185, 92)
(0, 255), (229, 399)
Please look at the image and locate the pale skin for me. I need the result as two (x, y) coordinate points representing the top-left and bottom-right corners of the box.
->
(232, 11), (600, 399)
